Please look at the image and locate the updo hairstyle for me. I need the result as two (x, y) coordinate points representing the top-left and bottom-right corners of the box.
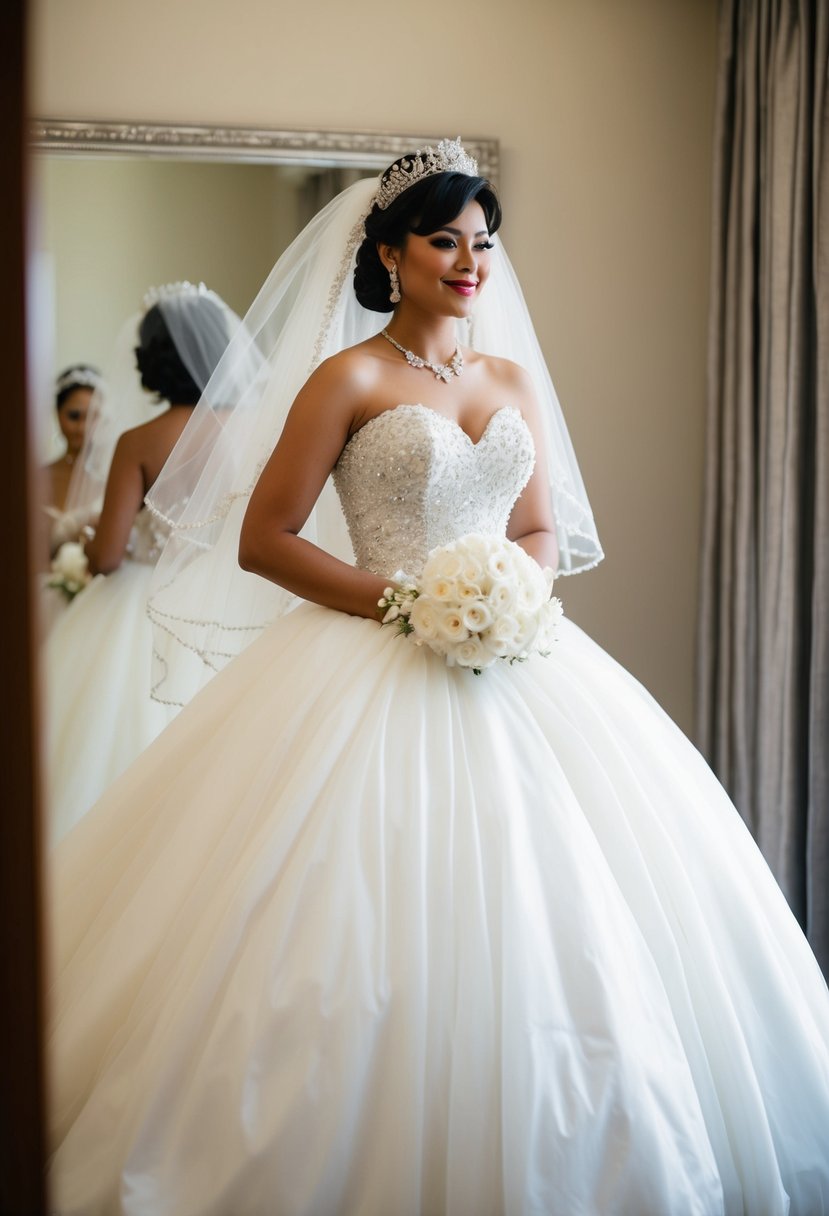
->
(354, 166), (502, 314)
(55, 365), (101, 411)
(135, 304), (205, 405)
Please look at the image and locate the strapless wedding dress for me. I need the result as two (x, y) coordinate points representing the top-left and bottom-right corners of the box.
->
(47, 405), (829, 1215)
(43, 508), (176, 845)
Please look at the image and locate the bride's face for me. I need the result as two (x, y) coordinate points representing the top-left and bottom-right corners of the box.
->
(57, 387), (93, 454)
(396, 199), (494, 317)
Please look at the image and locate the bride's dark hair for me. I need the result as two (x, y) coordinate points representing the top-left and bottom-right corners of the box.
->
(135, 302), (221, 406)
(354, 168), (502, 313)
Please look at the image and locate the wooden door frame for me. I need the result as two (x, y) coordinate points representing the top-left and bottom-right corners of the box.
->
(0, 1), (48, 1212)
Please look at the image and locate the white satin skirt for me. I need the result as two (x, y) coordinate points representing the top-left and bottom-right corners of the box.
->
(42, 561), (175, 846)
(47, 603), (829, 1215)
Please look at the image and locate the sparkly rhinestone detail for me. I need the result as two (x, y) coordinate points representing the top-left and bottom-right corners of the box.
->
(126, 507), (171, 566)
(310, 217), (365, 373)
(373, 138), (479, 210)
(332, 404), (534, 580)
(380, 329), (464, 382)
(389, 264), (401, 304)
(55, 367), (103, 395)
(141, 280), (209, 314)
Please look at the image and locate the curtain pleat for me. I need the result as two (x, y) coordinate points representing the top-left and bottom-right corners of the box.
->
(697, 0), (829, 971)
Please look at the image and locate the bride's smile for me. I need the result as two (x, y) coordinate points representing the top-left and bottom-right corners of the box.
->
(382, 198), (493, 321)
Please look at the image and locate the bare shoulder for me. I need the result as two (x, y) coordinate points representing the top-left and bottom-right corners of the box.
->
(470, 351), (535, 391)
(115, 410), (177, 448)
(309, 338), (387, 396)
(466, 350), (539, 417)
(105, 411), (188, 474)
(259, 339), (384, 461)
(285, 338), (388, 435)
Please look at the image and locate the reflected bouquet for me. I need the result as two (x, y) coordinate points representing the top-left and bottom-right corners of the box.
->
(48, 541), (92, 601)
(378, 533), (563, 675)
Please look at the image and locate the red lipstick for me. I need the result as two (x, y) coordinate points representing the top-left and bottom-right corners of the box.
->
(444, 280), (477, 297)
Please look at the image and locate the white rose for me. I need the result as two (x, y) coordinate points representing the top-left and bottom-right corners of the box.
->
(513, 609), (539, 652)
(409, 596), (441, 642)
(517, 578), (545, 614)
(486, 549), (513, 581)
(456, 580), (483, 602)
(436, 609), (469, 643)
(488, 579), (517, 613)
(461, 601), (493, 633)
(454, 635), (493, 670)
(53, 542), (89, 583)
(421, 575), (458, 602)
(486, 612), (521, 651)
(535, 597), (564, 651)
(458, 554), (485, 586)
(423, 547), (464, 581)
(458, 533), (492, 560)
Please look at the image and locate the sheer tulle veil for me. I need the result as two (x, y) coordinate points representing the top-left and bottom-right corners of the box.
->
(62, 286), (249, 532)
(146, 160), (603, 706)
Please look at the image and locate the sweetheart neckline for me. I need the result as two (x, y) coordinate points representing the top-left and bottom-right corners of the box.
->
(342, 403), (522, 458)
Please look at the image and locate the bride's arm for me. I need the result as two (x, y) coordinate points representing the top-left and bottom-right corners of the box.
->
(84, 432), (145, 575)
(238, 354), (388, 621)
(503, 364), (560, 572)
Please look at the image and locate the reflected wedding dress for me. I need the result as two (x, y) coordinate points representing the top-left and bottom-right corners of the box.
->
(48, 403), (829, 1215)
(43, 508), (175, 845)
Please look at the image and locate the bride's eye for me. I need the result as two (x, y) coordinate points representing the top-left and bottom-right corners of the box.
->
(431, 238), (456, 249)
(475, 241), (495, 251)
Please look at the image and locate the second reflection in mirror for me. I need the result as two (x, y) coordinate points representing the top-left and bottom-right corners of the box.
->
(43, 281), (244, 842)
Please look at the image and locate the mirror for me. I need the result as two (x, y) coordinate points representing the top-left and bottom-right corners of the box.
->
(31, 120), (499, 462)
(30, 119), (500, 842)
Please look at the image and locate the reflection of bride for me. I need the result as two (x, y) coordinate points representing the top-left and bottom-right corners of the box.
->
(39, 366), (103, 637)
(43, 284), (243, 845)
(41, 364), (100, 518)
(47, 142), (829, 1215)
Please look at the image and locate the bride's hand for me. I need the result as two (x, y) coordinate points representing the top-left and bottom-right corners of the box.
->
(239, 352), (390, 621)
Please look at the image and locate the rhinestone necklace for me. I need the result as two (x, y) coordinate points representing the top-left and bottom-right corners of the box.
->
(380, 329), (464, 383)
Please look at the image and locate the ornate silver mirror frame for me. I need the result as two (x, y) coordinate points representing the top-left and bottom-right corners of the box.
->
(30, 119), (500, 183)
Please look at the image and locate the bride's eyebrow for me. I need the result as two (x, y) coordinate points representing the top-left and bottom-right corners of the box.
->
(436, 226), (490, 237)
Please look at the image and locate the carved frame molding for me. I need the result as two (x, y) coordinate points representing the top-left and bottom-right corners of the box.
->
(30, 119), (500, 185)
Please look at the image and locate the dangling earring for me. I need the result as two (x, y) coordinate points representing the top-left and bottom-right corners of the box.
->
(389, 264), (401, 305)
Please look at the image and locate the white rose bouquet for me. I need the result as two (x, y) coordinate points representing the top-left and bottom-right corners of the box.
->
(48, 541), (92, 601)
(378, 533), (563, 675)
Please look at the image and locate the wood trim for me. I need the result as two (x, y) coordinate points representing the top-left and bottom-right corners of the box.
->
(0, 1), (48, 1212)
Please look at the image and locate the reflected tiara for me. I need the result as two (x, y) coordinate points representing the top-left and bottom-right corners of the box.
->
(141, 280), (209, 313)
(374, 138), (479, 210)
(55, 366), (102, 394)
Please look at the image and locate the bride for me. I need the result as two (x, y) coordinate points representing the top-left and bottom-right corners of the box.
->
(43, 283), (245, 844)
(47, 141), (829, 1216)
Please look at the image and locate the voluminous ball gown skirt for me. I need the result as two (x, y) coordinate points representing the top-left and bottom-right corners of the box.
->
(47, 603), (829, 1216)
(43, 514), (177, 845)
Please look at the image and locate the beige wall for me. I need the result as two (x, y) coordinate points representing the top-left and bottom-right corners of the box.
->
(30, 0), (719, 734)
(37, 159), (296, 370)
(33, 157), (301, 457)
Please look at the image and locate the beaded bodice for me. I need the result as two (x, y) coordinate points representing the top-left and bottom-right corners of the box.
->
(333, 404), (535, 579)
(127, 507), (171, 566)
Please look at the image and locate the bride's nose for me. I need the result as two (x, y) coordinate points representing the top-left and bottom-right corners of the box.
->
(454, 244), (476, 273)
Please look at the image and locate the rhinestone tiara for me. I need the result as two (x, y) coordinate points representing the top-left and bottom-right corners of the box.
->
(55, 366), (102, 395)
(373, 137), (479, 210)
(141, 280), (209, 313)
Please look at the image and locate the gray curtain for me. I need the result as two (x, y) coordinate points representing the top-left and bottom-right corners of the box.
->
(697, 0), (829, 971)
(297, 167), (366, 229)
